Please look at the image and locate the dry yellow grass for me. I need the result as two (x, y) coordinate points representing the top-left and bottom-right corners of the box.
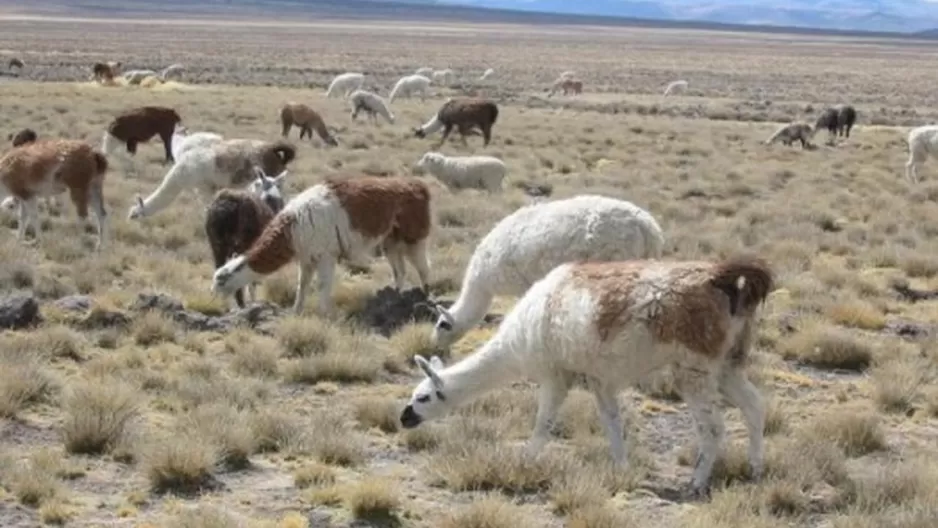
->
(1, 14), (938, 528)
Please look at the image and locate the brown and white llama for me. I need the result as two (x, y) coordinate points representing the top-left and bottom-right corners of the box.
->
(102, 106), (182, 164)
(402, 255), (774, 499)
(212, 175), (433, 316)
(0, 139), (109, 249)
(279, 103), (338, 146)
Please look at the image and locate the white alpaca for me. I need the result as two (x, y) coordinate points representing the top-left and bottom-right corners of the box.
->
(325, 72), (365, 98)
(664, 80), (688, 96)
(211, 176), (433, 316)
(349, 89), (395, 124)
(479, 68), (495, 81)
(122, 69), (158, 85)
(432, 69), (455, 86)
(171, 125), (224, 161)
(415, 151), (506, 192)
(388, 74), (431, 104)
(127, 138), (295, 220)
(558, 70), (575, 80)
(402, 256), (773, 498)
(429, 195), (665, 349)
(905, 124), (938, 184)
(415, 67), (433, 77)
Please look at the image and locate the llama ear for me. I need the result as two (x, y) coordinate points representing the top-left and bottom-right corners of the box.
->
(272, 170), (288, 186)
(135, 195), (144, 208)
(414, 355), (444, 389)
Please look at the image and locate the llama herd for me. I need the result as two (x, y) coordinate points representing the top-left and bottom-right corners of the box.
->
(5, 59), (934, 501)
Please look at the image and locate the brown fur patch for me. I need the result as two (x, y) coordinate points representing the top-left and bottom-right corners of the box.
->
(326, 176), (432, 244)
(569, 258), (771, 359)
(244, 212), (296, 275)
(107, 106), (181, 161)
(0, 139), (107, 217)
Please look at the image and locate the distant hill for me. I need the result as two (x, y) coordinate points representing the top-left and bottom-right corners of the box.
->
(2, 0), (938, 39)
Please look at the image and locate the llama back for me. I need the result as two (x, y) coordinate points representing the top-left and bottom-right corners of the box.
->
(466, 195), (664, 297)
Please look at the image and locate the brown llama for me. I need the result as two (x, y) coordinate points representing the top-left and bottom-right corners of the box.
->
(102, 106), (182, 164)
(414, 97), (499, 147)
(279, 103), (338, 146)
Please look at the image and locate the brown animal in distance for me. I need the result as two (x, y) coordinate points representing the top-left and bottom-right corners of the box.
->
(414, 97), (499, 147)
(279, 103), (338, 146)
(102, 106), (182, 163)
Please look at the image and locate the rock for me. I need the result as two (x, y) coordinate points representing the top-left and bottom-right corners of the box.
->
(53, 295), (92, 312)
(348, 287), (438, 337)
(130, 292), (285, 334)
(0, 294), (41, 330)
(131, 293), (184, 312)
(76, 307), (131, 330)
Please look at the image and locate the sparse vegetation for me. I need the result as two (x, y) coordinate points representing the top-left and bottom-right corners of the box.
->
(0, 13), (935, 528)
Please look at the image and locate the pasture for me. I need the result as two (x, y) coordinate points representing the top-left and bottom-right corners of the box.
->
(2, 16), (938, 528)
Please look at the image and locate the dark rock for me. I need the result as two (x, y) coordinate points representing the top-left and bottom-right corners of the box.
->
(130, 292), (285, 334)
(0, 294), (41, 330)
(883, 319), (934, 339)
(76, 307), (131, 330)
(53, 295), (92, 312)
(131, 293), (184, 312)
(891, 281), (938, 303)
(348, 287), (438, 337)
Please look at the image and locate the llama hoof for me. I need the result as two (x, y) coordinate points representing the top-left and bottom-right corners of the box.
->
(685, 482), (711, 501)
(749, 464), (764, 482)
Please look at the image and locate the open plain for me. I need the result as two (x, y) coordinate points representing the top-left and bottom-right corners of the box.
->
(2, 15), (938, 528)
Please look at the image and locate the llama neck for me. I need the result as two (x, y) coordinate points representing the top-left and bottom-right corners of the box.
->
(421, 116), (444, 135)
(448, 281), (495, 337)
(139, 165), (188, 216)
(244, 213), (296, 276)
(441, 335), (520, 408)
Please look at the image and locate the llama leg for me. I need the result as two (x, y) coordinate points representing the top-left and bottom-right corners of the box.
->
(524, 377), (570, 457)
(247, 283), (257, 304)
(23, 199), (41, 243)
(681, 375), (725, 498)
(282, 122), (291, 137)
(481, 125), (492, 147)
(315, 258), (336, 316)
(404, 239), (432, 293)
(592, 384), (627, 467)
(15, 199), (30, 241)
(718, 366), (765, 481)
(160, 132), (174, 163)
(437, 124), (453, 148)
(88, 182), (108, 251)
(292, 261), (314, 315)
(384, 241), (408, 291)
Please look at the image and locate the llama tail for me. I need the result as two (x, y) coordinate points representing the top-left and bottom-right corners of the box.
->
(709, 255), (775, 316)
(101, 130), (120, 156)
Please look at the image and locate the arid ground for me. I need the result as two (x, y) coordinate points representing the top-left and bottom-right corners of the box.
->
(1, 15), (938, 528)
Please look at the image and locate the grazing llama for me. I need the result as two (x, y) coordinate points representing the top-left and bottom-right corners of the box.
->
(102, 106), (182, 164)
(814, 104), (857, 142)
(279, 103), (339, 146)
(325, 72), (365, 98)
(205, 168), (288, 308)
(402, 255), (774, 499)
(349, 90), (395, 124)
(428, 194), (665, 349)
(904, 124), (938, 184)
(414, 97), (499, 148)
(0, 139), (109, 249)
(764, 122), (815, 149)
(211, 176), (433, 316)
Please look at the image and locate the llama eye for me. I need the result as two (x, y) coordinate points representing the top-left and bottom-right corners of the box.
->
(416, 395), (430, 403)
(436, 320), (452, 331)
(435, 391), (446, 401)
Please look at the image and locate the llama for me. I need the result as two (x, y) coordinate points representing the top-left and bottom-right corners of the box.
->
(102, 106), (182, 164)
(122, 69), (158, 85)
(414, 97), (499, 147)
(91, 61), (121, 83)
(211, 176), (433, 316)
(0, 139), (109, 249)
(127, 138), (296, 220)
(402, 255), (774, 499)
(170, 125), (224, 161)
(349, 90), (395, 124)
(815, 104), (857, 141)
(664, 80), (688, 96)
(428, 195), (665, 349)
(415, 67), (434, 77)
(479, 68), (495, 81)
(160, 63), (185, 80)
(549, 78), (582, 97)
(1, 129), (59, 213)
(432, 69), (455, 86)
(764, 122), (815, 149)
(415, 151), (506, 193)
(904, 124), (938, 184)
(325, 72), (365, 98)
(388, 74), (431, 104)
(205, 168), (288, 309)
(279, 103), (339, 146)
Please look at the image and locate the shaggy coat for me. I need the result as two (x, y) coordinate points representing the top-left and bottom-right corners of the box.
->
(904, 124), (938, 184)
(325, 72), (364, 98)
(764, 122), (815, 149)
(211, 176), (433, 315)
(0, 139), (109, 248)
(9, 128), (37, 147)
(414, 97), (499, 147)
(205, 171), (286, 308)
(349, 90), (395, 124)
(403, 256), (774, 499)
(280, 103), (338, 146)
(102, 106), (182, 163)
(128, 138), (296, 219)
(429, 194), (665, 349)
(415, 151), (506, 192)
(388, 74), (432, 104)
(814, 104), (857, 139)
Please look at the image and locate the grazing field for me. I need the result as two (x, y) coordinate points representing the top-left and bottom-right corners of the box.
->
(2, 16), (938, 528)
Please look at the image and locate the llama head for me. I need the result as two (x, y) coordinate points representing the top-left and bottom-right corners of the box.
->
(212, 254), (254, 296)
(414, 151), (441, 171)
(248, 168), (288, 212)
(414, 127), (427, 139)
(400, 355), (450, 428)
(127, 195), (146, 220)
(1, 196), (18, 214)
(426, 300), (459, 348)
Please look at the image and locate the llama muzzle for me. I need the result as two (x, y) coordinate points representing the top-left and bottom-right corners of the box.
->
(399, 405), (422, 428)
